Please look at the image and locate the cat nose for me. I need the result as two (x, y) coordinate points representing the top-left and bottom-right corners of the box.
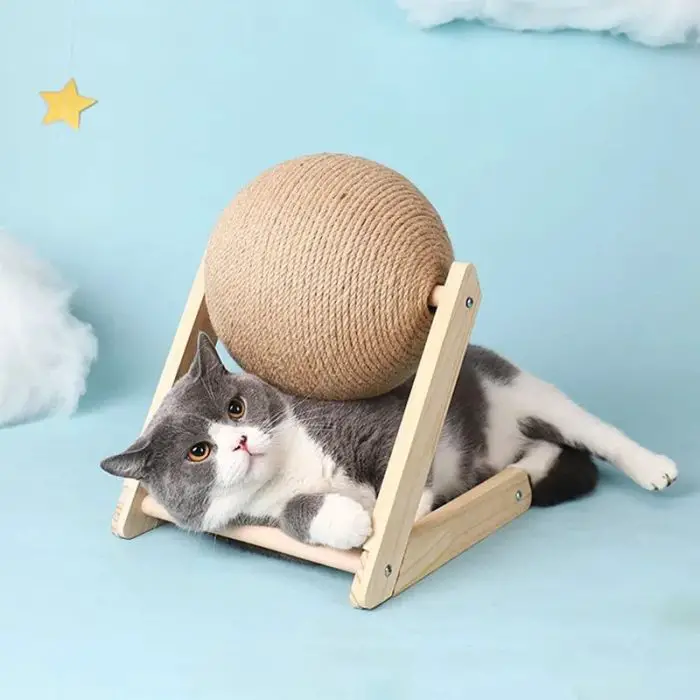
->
(235, 435), (249, 452)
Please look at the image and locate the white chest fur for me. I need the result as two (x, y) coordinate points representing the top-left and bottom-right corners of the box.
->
(202, 420), (338, 530)
(202, 416), (468, 532)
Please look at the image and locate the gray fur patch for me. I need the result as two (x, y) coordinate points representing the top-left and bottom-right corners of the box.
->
(287, 345), (498, 498)
(280, 493), (326, 542)
(519, 416), (566, 444)
(467, 345), (519, 384)
(518, 416), (593, 456)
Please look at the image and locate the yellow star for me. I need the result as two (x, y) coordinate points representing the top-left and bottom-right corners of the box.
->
(39, 78), (97, 130)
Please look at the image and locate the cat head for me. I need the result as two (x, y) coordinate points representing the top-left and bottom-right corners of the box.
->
(100, 333), (288, 531)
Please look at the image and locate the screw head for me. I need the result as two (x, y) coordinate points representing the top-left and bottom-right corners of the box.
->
(466, 297), (474, 309)
(384, 564), (393, 577)
(515, 490), (523, 502)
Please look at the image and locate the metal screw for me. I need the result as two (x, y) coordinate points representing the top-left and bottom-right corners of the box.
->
(384, 564), (393, 577)
(515, 490), (523, 502)
(466, 297), (474, 309)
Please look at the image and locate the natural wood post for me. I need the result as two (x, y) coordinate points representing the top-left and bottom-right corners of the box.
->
(349, 262), (482, 609)
(394, 467), (530, 598)
(111, 262), (216, 539)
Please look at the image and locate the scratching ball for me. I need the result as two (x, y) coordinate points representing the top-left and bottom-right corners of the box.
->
(204, 153), (453, 400)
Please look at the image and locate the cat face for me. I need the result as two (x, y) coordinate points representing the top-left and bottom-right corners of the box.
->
(100, 333), (288, 531)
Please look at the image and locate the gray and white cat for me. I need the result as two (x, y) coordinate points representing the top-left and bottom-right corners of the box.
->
(101, 333), (678, 550)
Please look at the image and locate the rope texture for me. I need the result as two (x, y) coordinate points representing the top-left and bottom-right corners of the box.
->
(204, 153), (453, 400)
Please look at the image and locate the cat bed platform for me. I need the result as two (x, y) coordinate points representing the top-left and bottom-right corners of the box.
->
(110, 260), (531, 609)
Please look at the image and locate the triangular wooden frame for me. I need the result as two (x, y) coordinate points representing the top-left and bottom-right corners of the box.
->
(111, 260), (531, 609)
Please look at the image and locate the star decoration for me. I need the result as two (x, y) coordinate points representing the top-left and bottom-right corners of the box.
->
(39, 78), (97, 130)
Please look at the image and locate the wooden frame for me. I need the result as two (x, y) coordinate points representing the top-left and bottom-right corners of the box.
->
(111, 260), (532, 609)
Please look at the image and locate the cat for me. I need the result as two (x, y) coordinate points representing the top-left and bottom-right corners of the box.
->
(100, 332), (678, 550)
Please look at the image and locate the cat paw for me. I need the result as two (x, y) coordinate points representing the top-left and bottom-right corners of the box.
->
(630, 453), (678, 491)
(308, 494), (372, 550)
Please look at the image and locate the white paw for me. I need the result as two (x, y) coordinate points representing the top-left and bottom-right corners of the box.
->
(308, 494), (373, 550)
(629, 453), (678, 491)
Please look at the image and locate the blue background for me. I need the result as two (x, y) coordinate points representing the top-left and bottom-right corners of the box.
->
(1, 1), (698, 698)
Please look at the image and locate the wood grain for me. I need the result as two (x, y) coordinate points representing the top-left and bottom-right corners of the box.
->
(349, 262), (482, 609)
(395, 467), (531, 596)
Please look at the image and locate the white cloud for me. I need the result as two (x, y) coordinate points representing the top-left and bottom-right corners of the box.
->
(0, 231), (97, 427)
(398, 0), (700, 47)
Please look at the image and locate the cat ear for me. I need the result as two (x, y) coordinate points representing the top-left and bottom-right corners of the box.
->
(100, 436), (150, 479)
(188, 331), (225, 379)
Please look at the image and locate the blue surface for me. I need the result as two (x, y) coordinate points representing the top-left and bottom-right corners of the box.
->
(1, 2), (699, 698)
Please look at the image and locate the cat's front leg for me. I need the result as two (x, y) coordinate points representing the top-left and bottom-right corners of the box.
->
(280, 493), (373, 550)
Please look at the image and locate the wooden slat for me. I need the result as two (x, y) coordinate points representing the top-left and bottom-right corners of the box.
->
(111, 262), (216, 539)
(140, 496), (361, 574)
(395, 467), (531, 596)
(349, 262), (481, 609)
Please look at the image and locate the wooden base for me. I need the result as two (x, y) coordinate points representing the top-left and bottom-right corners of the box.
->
(110, 259), (532, 609)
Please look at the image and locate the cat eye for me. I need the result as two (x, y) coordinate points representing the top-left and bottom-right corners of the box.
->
(187, 442), (212, 463)
(228, 397), (246, 420)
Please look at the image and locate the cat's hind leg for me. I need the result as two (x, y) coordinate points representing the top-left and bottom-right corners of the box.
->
(415, 488), (434, 521)
(513, 373), (677, 491)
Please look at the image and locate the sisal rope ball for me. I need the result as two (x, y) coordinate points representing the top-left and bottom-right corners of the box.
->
(204, 153), (454, 401)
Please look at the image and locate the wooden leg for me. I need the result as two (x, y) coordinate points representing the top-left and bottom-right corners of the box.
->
(394, 467), (531, 597)
(111, 262), (217, 539)
(349, 262), (483, 609)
